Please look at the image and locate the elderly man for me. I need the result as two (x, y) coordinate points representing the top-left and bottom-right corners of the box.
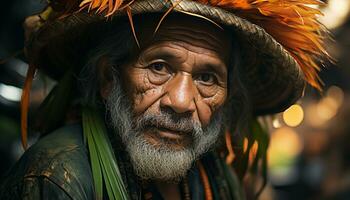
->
(0, 0), (329, 199)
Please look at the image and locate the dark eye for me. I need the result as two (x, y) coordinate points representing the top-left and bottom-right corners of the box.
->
(197, 73), (217, 85)
(149, 62), (168, 74)
(147, 62), (171, 84)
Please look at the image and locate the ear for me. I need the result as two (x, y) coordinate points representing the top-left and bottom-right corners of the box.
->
(97, 56), (114, 100)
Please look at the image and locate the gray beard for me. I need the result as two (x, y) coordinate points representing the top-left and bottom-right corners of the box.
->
(106, 82), (224, 181)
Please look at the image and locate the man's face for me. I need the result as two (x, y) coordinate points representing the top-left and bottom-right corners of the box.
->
(106, 15), (232, 181)
(123, 15), (231, 149)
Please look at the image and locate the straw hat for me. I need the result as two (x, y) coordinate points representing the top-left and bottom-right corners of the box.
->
(24, 0), (330, 115)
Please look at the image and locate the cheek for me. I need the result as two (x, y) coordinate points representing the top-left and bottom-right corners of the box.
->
(125, 67), (165, 114)
(195, 88), (227, 126)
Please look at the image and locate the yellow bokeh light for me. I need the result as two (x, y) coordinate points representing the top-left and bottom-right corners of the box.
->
(317, 97), (338, 121)
(327, 86), (344, 107)
(306, 104), (325, 127)
(319, 0), (350, 29)
(272, 118), (282, 129)
(268, 127), (303, 168)
(283, 104), (304, 127)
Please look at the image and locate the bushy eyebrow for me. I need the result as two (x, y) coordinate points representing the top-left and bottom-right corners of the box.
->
(140, 47), (183, 63)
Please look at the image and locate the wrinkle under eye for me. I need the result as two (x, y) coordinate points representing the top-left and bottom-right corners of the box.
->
(147, 62), (172, 84)
(194, 73), (223, 98)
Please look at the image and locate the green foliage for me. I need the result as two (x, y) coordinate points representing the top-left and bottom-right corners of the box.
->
(82, 106), (129, 200)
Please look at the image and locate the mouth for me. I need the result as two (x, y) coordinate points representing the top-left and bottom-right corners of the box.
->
(143, 125), (192, 148)
(156, 126), (186, 140)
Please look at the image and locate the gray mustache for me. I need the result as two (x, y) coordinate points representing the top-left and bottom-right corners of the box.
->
(135, 113), (201, 134)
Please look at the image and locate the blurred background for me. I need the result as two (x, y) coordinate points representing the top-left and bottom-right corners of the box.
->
(0, 0), (349, 200)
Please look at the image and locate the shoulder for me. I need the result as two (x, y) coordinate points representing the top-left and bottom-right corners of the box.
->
(25, 124), (93, 191)
(0, 124), (94, 200)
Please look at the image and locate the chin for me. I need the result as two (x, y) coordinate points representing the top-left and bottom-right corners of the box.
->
(126, 134), (196, 181)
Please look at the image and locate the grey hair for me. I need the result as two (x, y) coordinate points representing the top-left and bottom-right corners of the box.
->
(78, 20), (135, 106)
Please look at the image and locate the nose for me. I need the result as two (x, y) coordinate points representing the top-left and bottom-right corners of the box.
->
(160, 73), (196, 114)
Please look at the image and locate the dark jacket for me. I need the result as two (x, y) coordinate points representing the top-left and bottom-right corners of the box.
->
(0, 124), (243, 200)
(0, 124), (94, 200)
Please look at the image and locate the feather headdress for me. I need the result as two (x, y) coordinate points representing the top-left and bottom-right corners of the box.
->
(48, 0), (329, 89)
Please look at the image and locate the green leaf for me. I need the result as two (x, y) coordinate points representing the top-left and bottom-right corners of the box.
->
(82, 112), (103, 200)
(82, 106), (129, 200)
(86, 111), (119, 199)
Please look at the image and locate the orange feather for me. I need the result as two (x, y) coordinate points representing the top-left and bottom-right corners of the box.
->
(51, 0), (329, 90)
(20, 64), (36, 150)
(126, 6), (140, 48)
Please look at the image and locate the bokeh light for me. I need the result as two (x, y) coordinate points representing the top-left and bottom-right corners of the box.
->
(283, 104), (304, 127)
(327, 85), (344, 106)
(268, 127), (303, 184)
(305, 86), (344, 127)
(319, 0), (350, 29)
(317, 97), (338, 121)
(0, 83), (22, 102)
(272, 118), (282, 129)
(268, 127), (303, 164)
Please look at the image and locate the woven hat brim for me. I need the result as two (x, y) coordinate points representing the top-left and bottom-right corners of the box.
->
(28, 0), (305, 115)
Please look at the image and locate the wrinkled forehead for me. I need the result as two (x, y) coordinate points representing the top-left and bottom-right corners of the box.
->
(134, 13), (233, 62)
